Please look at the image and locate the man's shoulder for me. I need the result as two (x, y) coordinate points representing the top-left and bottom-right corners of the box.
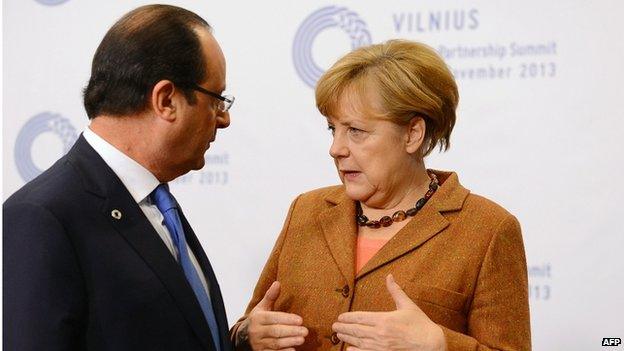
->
(4, 156), (82, 211)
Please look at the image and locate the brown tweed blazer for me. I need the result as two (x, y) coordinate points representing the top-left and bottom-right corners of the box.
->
(233, 171), (531, 351)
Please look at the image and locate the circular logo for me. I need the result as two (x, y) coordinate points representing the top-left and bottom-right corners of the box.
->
(293, 6), (372, 88)
(35, 0), (70, 5)
(15, 112), (78, 182)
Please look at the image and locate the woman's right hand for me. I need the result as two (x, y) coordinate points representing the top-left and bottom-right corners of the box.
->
(236, 281), (308, 351)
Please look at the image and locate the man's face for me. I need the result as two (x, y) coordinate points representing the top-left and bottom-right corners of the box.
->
(173, 29), (230, 172)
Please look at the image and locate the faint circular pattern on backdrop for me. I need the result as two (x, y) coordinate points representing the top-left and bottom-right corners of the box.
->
(34, 0), (70, 5)
(15, 112), (78, 182)
(293, 6), (372, 88)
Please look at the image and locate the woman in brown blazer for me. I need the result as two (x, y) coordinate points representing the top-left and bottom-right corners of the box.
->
(232, 40), (530, 351)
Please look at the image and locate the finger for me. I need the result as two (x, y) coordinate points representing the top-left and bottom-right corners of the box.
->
(261, 335), (305, 349)
(336, 332), (364, 348)
(337, 311), (381, 326)
(386, 274), (416, 310)
(257, 311), (304, 326)
(256, 281), (281, 311)
(263, 324), (308, 338)
(332, 322), (375, 339)
(346, 347), (373, 351)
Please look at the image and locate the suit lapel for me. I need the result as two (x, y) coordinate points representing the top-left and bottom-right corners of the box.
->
(179, 211), (231, 351)
(67, 136), (213, 351)
(318, 188), (357, 285)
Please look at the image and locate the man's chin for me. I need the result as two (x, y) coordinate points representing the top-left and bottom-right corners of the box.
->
(193, 158), (206, 170)
(185, 156), (206, 172)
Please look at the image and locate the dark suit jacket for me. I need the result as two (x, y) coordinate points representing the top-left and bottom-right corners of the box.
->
(3, 136), (231, 351)
(234, 171), (530, 351)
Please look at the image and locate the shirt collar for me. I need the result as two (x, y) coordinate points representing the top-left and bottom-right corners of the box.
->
(83, 127), (160, 203)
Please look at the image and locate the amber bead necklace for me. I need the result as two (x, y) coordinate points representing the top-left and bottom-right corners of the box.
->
(356, 172), (439, 229)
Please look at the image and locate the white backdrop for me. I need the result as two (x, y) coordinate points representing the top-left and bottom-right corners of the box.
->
(3, 1), (624, 350)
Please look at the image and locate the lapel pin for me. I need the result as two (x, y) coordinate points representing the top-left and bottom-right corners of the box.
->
(111, 209), (122, 220)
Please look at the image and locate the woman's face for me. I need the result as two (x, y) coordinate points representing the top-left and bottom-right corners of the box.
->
(327, 88), (420, 207)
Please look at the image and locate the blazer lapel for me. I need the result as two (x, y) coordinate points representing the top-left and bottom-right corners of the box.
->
(67, 136), (213, 351)
(179, 211), (231, 351)
(318, 188), (358, 286)
(357, 171), (469, 279)
(356, 206), (448, 279)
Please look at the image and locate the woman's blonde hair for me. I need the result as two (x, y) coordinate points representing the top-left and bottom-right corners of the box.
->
(315, 39), (458, 156)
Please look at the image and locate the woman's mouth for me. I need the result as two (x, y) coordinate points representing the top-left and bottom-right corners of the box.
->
(341, 170), (361, 181)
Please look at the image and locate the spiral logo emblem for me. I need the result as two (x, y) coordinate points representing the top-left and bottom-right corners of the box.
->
(35, 0), (70, 5)
(15, 112), (78, 182)
(293, 6), (372, 88)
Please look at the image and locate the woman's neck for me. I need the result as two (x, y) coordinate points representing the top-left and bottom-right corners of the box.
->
(360, 164), (431, 217)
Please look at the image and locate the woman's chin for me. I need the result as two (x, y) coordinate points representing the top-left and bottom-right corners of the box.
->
(344, 185), (372, 202)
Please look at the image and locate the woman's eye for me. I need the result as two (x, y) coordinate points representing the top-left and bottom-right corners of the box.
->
(348, 127), (364, 135)
(327, 125), (335, 135)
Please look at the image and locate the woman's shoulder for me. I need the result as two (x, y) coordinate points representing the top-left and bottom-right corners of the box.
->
(435, 170), (516, 222)
(300, 184), (345, 199)
(288, 185), (346, 212)
(458, 192), (522, 241)
(463, 192), (515, 219)
(432, 170), (513, 220)
(297, 185), (346, 203)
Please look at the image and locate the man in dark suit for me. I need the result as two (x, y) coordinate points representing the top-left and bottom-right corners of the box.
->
(3, 5), (233, 351)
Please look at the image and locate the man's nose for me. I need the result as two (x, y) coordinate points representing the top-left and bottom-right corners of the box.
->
(217, 110), (230, 129)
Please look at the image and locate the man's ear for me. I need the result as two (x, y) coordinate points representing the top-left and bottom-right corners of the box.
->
(405, 116), (426, 154)
(150, 80), (177, 121)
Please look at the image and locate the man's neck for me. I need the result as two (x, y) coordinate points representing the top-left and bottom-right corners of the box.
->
(89, 114), (171, 182)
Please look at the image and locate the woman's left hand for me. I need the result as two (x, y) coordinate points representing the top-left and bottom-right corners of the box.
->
(332, 274), (447, 351)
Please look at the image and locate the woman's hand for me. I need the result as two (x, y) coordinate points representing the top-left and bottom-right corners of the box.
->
(236, 281), (308, 351)
(332, 275), (447, 351)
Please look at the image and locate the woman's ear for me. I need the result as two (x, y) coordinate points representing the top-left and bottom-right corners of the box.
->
(150, 80), (177, 122)
(405, 116), (426, 154)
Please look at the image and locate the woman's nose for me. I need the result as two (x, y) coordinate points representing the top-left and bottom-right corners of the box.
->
(329, 134), (348, 159)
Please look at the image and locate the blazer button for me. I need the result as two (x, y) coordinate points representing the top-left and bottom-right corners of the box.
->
(330, 332), (340, 345)
(341, 285), (350, 297)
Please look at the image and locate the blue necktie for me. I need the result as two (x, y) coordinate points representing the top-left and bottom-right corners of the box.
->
(150, 184), (221, 351)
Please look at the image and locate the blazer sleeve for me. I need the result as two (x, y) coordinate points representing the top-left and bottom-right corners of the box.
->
(229, 195), (300, 349)
(442, 215), (531, 351)
(3, 202), (86, 351)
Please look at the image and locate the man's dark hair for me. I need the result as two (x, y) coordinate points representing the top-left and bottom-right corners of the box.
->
(83, 5), (211, 119)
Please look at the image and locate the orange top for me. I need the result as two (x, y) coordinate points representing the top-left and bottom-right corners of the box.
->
(356, 235), (390, 273)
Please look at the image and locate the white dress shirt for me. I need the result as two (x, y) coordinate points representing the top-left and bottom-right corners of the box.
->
(83, 127), (210, 295)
